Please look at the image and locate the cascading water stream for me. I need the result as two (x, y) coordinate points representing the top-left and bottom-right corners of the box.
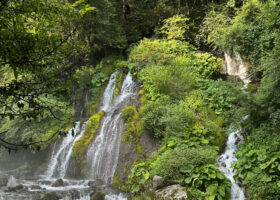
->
(224, 52), (250, 86)
(217, 128), (245, 200)
(218, 52), (249, 199)
(86, 73), (137, 184)
(0, 72), (132, 200)
(44, 122), (87, 179)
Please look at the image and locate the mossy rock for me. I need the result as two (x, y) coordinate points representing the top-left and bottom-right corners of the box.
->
(90, 191), (106, 200)
(114, 72), (124, 99)
(38, 193), (60, 200)
(71, 111), (104, 176)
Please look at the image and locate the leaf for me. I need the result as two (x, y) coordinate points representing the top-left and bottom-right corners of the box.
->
(206, 182), (218, 196)
(206, 195), (215, 200)
(185, 177), (192, 184)
(201, 139), (209, 144)
(218, 186), (225, 197)
(217, 173), (225, 180)
(277, 181), (280, 187)
(260, 175), (272, 182)
(142, 170), (149, 180)
(180, 165), (194, 173)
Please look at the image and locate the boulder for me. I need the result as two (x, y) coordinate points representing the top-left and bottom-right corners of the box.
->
(5, 184), (24, 192)
(37, 192), (60, 200)
(0, 172), (9, 187)
(30, 185), (42, 190)
(51, 178), (64, 187)
(39, 180), (52, 185)
(155, 184), (188, 200)
(90, 190), (106, 200)
(153, 175), (164, 190)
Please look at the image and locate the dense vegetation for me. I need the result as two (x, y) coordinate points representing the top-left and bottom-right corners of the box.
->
(0, 0), (280, 199)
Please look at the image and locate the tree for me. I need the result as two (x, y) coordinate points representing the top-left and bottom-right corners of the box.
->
(0, 0), (94, 150)
(159, 14), (189, 40)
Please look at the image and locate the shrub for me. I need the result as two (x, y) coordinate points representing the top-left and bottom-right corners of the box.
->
(129, 39), (194, 65)
(151, 147), (218, 181)
(139, 64), (195, 100)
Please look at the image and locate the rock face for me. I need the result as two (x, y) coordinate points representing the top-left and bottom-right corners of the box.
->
(153, 175), (164, 190)
(0, 172), (9, 187)
(155, 184), (188, 200)
(51, 178), (64, 187)
(90, 190), (106, 200)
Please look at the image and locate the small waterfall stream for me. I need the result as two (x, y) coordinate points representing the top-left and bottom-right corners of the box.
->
(87, 73), (137, 183)
(224, 52), (250, 85)
(45, 122), (87, 179)
(217, 128), (245, 200)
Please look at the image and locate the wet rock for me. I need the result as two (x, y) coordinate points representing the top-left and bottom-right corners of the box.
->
(90, 190), (106, 200)
(51, 178), (64, 187)
(30, 185), (42, 190)
(88, 179), (104, 187)
(6, 184), (24, 192)
(37, 192), (60, 200)
(235, 137), (241, 145)
(39, 180), (52, 185)
(153, 175), (164, 190)
(155, 184), (188, 200)
(0, 172), (9, 187)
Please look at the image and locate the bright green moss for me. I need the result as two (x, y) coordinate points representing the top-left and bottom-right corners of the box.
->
(72, 111), (104, 163)
(114, 72), (123, 99)
(64, 119), (74, 132)
(121, 106), (142, 143)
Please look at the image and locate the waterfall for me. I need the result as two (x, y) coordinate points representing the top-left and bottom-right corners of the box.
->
(224, 52), (250, 85)
(218, 128), (245, 200)
(0, 73), (132, 200)
(44, 122), (87, 179)
(86, 73), (137, 183)
(98, 72), (117, 112)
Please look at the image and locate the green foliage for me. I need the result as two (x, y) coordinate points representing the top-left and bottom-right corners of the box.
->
(121, 106), (142, 144)
(232, 122), (280, 199)
(201, 2), (280, 199)
(197, 78), (246, 119)
(159, 15), (189, 41)
(72, 111), (104, 165)
(127, 161), (152, 194)
(0, 0), (91, 121)
(129, 39), (194, 65)
(125, 33), (245, 198)
(139, 65), (195, 100)
(185, 164), (231, 200)
(130, 39), (222, 82)
(151, 147), (218, 181)
(140, 96), (195, 138)
(0, 95), (73, 150)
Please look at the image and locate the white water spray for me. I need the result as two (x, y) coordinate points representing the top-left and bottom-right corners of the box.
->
(218, 128), (245, 200)
(86, 73), (137, 184)
(45, 122), (87, 178)
(224, 52), (250, 85)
